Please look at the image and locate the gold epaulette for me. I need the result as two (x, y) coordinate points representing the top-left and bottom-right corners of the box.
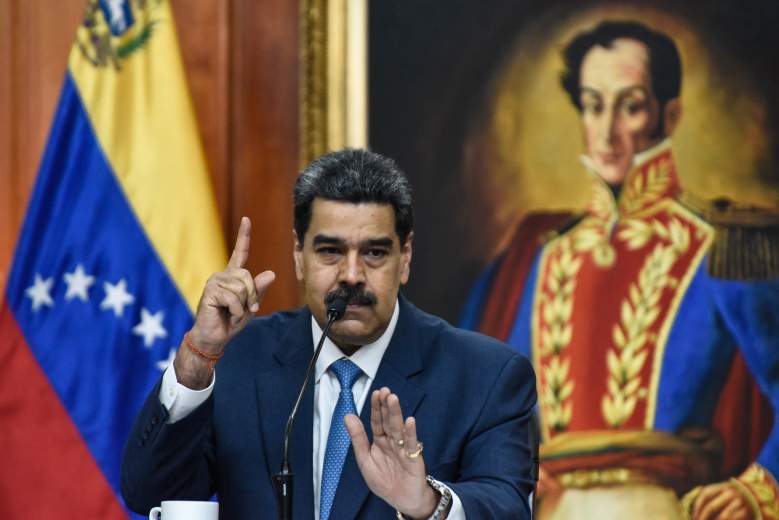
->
(679, 192), (779, 280)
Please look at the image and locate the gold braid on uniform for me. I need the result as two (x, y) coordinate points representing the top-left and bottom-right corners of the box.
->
(679, 193), (779, 280)
(735, 463), (779, 519)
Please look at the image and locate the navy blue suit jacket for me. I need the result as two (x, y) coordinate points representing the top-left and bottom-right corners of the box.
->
(121, 298), (536, 518)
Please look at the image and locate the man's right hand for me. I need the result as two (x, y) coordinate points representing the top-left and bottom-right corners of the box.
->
(174, 216), (275, 388)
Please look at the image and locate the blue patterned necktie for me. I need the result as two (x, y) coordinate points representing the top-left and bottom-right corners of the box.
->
(320, 358), (363, 520)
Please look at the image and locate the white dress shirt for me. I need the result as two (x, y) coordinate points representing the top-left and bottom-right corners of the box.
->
(159, 300), (464, 519)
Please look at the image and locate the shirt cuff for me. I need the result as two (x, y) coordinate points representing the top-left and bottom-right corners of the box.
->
(444, 486), (465, 520)
(159, 364), (215, 423)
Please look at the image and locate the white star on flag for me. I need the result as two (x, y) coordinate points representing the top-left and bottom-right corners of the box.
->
(25, 274), (54, 312)
(157, 348), (177, 371)
(100, 278), (135, 317)
(63, 264), (95, 302)
(133, 308), (168, 348)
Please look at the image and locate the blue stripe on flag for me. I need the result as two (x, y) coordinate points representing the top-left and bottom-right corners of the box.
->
(6, 73), (193, 505)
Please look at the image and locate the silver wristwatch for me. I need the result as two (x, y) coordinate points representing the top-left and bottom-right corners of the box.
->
(395, 476), (452, 520)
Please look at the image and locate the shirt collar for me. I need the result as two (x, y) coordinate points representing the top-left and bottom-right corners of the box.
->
(312, 299), (400, 383)
(579, 138), (679, 220)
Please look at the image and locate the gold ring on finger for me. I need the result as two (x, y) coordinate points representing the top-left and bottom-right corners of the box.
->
(405, 442), (423, 459)
(396, 438), (405, 448)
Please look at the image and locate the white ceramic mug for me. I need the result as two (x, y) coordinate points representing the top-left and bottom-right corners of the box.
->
(148, 500), (219, 519)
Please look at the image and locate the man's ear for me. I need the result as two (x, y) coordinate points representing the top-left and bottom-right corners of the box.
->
(663, 98), (682, 137)
(399, 232), (413, 285)
(292, 230), (304, 281)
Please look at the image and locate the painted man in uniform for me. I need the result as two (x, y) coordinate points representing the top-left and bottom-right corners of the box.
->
(462, 20), (779, 519)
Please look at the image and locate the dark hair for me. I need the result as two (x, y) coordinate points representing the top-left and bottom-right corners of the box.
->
(293, 148), (414, 245)
(560, 21), (682, 112)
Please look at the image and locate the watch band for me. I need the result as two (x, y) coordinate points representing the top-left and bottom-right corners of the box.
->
(395, 476), (452, 520)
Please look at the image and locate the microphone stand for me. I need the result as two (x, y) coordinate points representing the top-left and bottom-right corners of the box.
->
(273, 299), (346, 520)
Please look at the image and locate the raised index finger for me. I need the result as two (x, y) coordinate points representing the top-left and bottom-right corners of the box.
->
(228, 216), (251, 268)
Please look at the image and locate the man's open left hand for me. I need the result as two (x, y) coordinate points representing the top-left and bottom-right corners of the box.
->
(344, 387), (441, 519)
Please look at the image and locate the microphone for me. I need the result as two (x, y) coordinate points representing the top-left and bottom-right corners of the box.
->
(273, 297), (347, 520)
(326, 297), (347, 322)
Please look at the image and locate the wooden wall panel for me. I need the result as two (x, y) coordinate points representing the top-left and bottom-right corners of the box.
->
(170, 0), (232, 240)
(0, 0), (84, 297)
(230, 0), (301, 313)
(0, 2), (13, 295)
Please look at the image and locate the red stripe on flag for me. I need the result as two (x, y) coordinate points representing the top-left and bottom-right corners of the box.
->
(0, 305), (127, 518)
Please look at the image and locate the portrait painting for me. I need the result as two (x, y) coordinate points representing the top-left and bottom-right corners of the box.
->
(368, 0), (779, 517)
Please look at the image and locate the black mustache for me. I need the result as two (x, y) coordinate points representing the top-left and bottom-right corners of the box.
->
(325, 285), (377, 307)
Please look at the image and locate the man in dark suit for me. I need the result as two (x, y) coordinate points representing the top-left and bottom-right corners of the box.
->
(121, 149), (537, 519)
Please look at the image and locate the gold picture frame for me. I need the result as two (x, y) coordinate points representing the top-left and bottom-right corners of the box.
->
(299, 0), (367, 167)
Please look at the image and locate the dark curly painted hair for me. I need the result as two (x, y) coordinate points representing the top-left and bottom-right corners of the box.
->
(560, 20), (682, 113)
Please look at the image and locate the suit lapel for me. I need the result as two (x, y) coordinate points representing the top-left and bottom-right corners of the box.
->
(328, 298), (427, 519)
(256, 309), (316, 520)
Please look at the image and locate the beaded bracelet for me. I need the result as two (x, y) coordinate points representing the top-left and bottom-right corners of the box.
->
(183, 331), (223, 369)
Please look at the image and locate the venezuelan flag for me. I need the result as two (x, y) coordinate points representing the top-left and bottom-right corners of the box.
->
(0, 1), (225, 517)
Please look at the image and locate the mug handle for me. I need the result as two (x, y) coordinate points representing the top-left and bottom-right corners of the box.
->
(149, 506), (162, 519)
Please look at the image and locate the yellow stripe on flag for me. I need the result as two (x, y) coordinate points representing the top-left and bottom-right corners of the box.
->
(67, 0), (225, 312)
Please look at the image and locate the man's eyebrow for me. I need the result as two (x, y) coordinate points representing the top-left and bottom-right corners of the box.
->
(311, 235), (395, 248)
(580, 86), (603, 98)
(363, 237), (394, 248)
(312, 234), (345, 246)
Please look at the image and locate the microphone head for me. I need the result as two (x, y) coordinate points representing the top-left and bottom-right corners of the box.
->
(326, 297), (347, 322)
